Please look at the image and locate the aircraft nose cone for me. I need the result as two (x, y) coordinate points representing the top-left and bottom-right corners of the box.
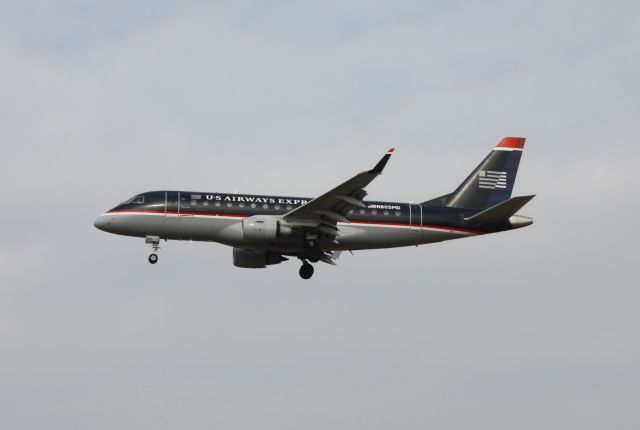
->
(94, 215), (110, 231)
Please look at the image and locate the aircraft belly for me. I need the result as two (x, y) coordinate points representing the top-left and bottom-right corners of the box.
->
(162, 215), (242, 244)
(103, 213), (242, 244)
(331, 225), (467, 251)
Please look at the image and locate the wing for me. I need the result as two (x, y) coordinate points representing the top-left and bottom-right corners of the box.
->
(283, 148), (395, 244)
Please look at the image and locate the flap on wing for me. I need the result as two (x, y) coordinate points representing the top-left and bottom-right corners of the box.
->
(284, 148), (395, 223)
(282, 149), (395, 242)
(464, 195), (535, 224)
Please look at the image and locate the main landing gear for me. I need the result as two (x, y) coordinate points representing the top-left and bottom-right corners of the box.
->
(299, 261), (315, 279)
(145, 235), (161, 265)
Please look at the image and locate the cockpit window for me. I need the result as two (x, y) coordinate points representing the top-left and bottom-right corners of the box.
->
(121, 195), (144, 205)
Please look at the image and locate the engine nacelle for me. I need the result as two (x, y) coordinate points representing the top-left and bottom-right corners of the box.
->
(242, 215), (292, 241)
(232, 248), (286, 268)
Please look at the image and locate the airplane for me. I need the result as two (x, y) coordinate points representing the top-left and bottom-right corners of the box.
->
(94, 137), (534, 279)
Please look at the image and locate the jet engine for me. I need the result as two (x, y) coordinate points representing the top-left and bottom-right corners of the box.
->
(232, 248), (287, 268)
(242, 215), (292, 241)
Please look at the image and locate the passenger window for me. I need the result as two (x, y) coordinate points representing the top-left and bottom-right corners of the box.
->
(383, 210), (389, 216)
(395, 211), (401, 216)
(286, 205), (292, 210)
(262, 204), (268, 209)
(371, 209), (377, 215)
(215, 202), (221, 207)
(251, 203), (257, 209)
(359, 209), (365, 214)
(203, 201), (209, 206)
(275, 204), (281, 210)
(239, 203), (245, 208)
(227, 202), (233, 207)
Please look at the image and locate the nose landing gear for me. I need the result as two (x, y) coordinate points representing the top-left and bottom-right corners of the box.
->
(299, 261), (314, 279)
(145, 235), (161, 264)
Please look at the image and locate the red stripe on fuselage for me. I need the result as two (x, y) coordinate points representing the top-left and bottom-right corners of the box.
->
(106, 209), (483, 235)
(107, 209), (246, 218)
(348, 219), (482, 234)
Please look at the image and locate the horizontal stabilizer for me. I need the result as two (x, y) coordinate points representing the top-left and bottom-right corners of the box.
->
(465, 195), (535, 224)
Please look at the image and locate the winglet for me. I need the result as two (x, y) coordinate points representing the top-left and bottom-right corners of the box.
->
(369, 148), (395, 174)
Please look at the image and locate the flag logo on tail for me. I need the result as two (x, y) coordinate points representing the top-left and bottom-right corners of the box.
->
(478, 170), (507, 189)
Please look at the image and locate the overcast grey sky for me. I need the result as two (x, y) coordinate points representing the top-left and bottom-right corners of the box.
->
(1, 1), (639, 429)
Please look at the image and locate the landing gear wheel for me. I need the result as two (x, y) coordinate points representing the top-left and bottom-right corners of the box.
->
(145, 236), (161, 264)
(299, 263), (314, 279)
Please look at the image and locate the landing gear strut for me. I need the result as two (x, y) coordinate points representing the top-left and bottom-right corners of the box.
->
(145, 235), (161, 265)
(299, 262), (314, 279)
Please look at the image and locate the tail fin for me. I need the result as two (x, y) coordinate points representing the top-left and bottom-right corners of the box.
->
(424, 137), (526, 210)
